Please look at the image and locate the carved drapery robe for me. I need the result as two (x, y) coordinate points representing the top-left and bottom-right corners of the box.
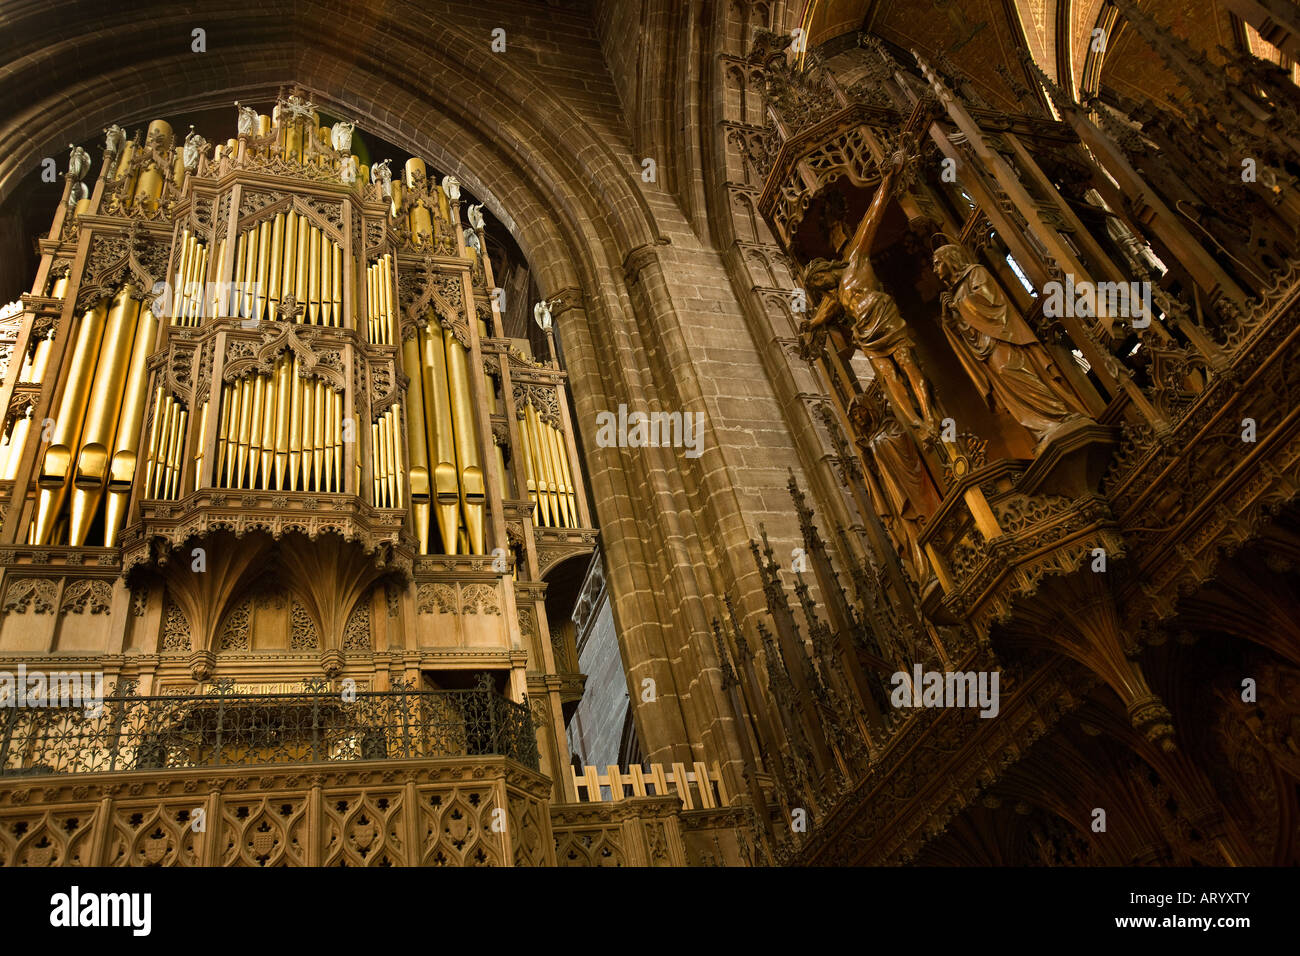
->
(852, 398), (941, 583)
(844, 287), (914, 359)
(942, 261), (1085, 440)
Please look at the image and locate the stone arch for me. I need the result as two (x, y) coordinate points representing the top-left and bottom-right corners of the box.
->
(1, 0), (811, 776)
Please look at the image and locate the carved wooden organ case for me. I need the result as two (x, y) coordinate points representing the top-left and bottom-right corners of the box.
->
(0, 94), (595, 785)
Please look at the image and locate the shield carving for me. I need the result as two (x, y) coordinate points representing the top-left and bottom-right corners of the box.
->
(143, 832), (170, 864)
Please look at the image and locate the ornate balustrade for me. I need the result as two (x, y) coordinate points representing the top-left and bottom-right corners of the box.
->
(0, 755), (553, 866)
(0, 680), (539, 777)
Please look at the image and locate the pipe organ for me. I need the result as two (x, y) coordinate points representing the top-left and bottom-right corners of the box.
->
(0, 92), (594, 557)
(0, 86), (597, 804)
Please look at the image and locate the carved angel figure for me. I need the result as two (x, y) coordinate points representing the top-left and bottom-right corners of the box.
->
(467, 203), (485, 231)
(340, 154), (359, 185)
(66, 145), (91, 183)
(370, 159), (393, 196)
(441, 175), (461, 201)
(182, 126), (208, 172)
(330, 120), (355, 153)
(103, 124), (126, 157)
(465, 229), (482, 254)
(533, 299), (553, 330)
(66, 181), (89, 209)
(234, 101), (258, 136)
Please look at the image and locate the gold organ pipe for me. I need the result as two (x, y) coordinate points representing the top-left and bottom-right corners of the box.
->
(244, 374), (263, 487)
(308, 225), (321, 324)
(392, 406), (406, 509)
(422, 320), (459, 553)
(312, 378), (325, 491)
(180, 236), (197, 323)
(295, 216), (309, 319)
(259, 368), (275, 486)
(236, 376), (253, 486)
(233, 233), (248, 318)
(333, 390), (344, 492)
(555, 421), (579, 526)
(371, 420), (382, 504)
(493, 438), (508, 501)
(114, 143), (137, 208)
(548, 421), (574, 528)
(197, 242), (211, 323)
(300, 373), (314, 489)
(534, 413), (559, 527)
(153, 401), (170, 498)
(255, 221), (271, 322)
(534, 406), (559, 527)
(332, 246), (343, 329)
(173, 229), (192, 323)
(269, 213), (285, 314)
(366, 265), (376, 343)
(188, 236), (202, 323)
(274, 355), (291, 489)
(34, 299), (108, 544)
(515, 407), (539, 522)
(192, 244), (209, 324)
(216, 385), (231, 484)
(104, 291), (159, 543)
(223, 381), (242, 487)
(32, 335), (53, 382)
(1, 411), (32, 482)
(380, 415), (391, 505)
(153, 399), (175, 498)
(537, 419), (564, 527)
(282, 212), (298, 317)
(212, 238), (227, 319)
(143, 385), (165, 496)
(384, 256), (396, 344)
(379, 413), (391, 505)
(319, 235), (331, 327)
(379, 413), (395, 509)
(444, 326), (485, 554)
(519, 403), (546, 525)
(289, 355), (302, 490)
(329, 387), (342, 492)
(549, 420), (572, 527)
(369, 264), (380, 342)
(21, 330), (53, 384)
(527, 403), (555, 526)
(148, 399), (171, 497)
(541, 418), (567, 526)
(168, 407), (188, 499)
(402, 333), (432, 552)
(178, 237), (193, 323)
(323, 386), (335, 492)
(192, 400), (208, 493)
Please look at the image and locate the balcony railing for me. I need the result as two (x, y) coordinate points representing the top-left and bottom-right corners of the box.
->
(0, 678), (539, 776)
